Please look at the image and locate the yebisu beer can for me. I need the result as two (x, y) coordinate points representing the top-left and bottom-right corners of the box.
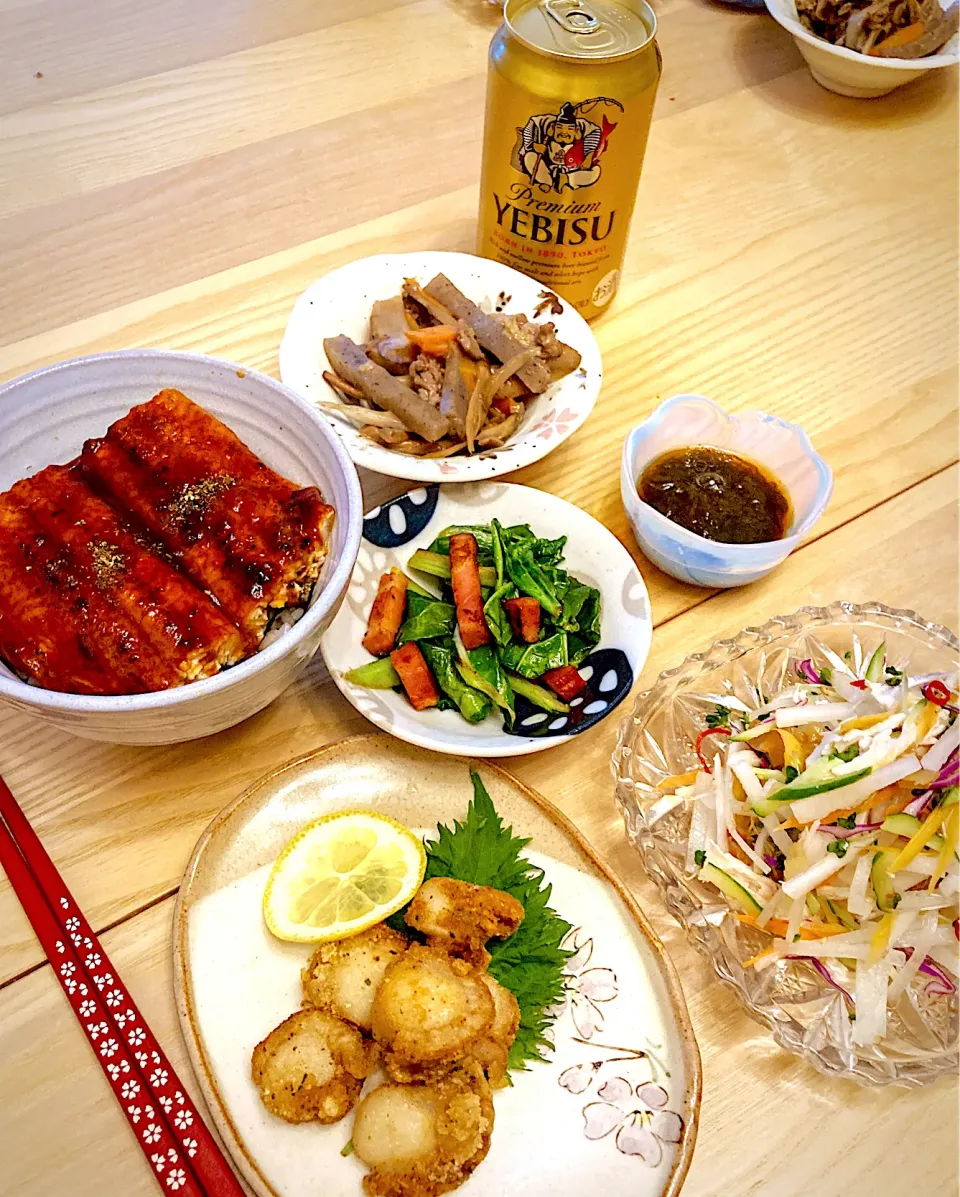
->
(477, 0), (660, 320)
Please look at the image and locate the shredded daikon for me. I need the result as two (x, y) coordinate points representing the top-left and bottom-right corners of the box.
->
(887, 911), (938, 1002)
(853, 956), (891, 1045)
(921, 721), (959, 774)
(776, 703), (857, 728)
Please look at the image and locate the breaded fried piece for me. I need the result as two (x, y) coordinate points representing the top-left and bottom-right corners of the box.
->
(405, 878), (524, 967)
(251, 1009), (377, 1125)
(469, 974), (520, 1089)
(371, 945), (494, 1079)
(302, 924), (409, 1032)
(352, 1060), (494, 1197)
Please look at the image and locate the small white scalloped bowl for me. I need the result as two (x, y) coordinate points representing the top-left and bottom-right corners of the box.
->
(764, 0), (958, 98)
(621, 395), (833, 589)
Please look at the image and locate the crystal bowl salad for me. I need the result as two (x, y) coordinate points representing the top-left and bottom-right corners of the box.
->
(613, 602), (959, 1086)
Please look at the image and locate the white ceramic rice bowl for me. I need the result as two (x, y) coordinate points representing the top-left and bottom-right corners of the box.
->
(0, 351), (362, 745)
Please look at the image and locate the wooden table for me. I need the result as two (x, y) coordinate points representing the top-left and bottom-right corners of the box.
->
(0, 1), (957, 1193)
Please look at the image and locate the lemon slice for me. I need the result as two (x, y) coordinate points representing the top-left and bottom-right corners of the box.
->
(263, 810), (426, 943)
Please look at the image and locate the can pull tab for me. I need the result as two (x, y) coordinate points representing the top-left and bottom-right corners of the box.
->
(543, 0), (600, 35)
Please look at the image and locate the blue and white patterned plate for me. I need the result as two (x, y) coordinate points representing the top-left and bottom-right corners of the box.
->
(321, 483), (652, 758)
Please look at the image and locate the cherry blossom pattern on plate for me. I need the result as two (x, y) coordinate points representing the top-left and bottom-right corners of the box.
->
(581, 1081), (684, 1168)
(556, 928), (618, 1039)
(529, 406), (579, 442)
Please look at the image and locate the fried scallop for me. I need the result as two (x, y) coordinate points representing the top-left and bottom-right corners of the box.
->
(303, 924), (409, 1032)
(404, 877), (524, 967)
(469, 973), (521, 1089)
(251, 1009), (378, 1124)
(352, 1060), (494, 1197)
(371, 945), (494, 1078)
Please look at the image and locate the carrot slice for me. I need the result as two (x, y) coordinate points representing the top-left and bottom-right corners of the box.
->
(449, 533), (492, 650)
(735, 913), (849, 939)
(362, 568), (409, 656)
(406, 326), (459, 357)
(868, 21), (924, 54)
(390, 642), (440, 711)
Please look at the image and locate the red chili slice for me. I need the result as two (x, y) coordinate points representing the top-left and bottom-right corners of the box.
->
(923, 679), (951, 707)
(850, 679), (868, 690)
(696, 727), (731, 772)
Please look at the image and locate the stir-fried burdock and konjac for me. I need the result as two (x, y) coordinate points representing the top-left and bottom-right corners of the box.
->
(320, 274), (582, 458)
(796, 0), (958, 56)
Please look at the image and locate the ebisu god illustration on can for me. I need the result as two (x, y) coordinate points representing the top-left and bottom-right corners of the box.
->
(478, 0), (661, 320)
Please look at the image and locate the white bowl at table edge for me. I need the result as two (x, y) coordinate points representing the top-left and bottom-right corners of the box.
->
(763, 0), (958, 97)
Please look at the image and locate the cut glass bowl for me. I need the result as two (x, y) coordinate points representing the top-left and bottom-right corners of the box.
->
(612, 601), (959, 1086)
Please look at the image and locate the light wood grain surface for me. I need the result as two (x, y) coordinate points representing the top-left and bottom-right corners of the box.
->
(0, 1), (957, 1194)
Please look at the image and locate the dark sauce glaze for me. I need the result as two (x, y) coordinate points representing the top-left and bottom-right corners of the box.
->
(638, 447), (791, 545)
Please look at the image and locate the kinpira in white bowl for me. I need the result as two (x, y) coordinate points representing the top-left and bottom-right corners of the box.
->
(763, 0), (958, 98)
(621, 395), (833, 589)
(0, 351), (363, 745)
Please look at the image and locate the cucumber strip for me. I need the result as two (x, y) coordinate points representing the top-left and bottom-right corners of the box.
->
(731, 723), (776, 743)
(698, 862), (763, 915)
(864, 641), (886, 683)
(751, 764), (872, 816)
(882, 813), (945, 851)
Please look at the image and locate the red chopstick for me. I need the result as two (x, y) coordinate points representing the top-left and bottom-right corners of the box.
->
(0, 776), (246, 1197)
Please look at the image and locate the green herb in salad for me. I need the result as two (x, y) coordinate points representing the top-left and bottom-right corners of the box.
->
(826, 839), (849, 858)
(705, 705), (733, 729)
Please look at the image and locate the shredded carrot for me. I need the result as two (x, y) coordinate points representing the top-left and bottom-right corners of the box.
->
(743, 947), (777, 968)
(868, 21), (924, 54)
(735, 913), (849, 939)
(656, 770), (700, 791)
(406, 325), (459, 356)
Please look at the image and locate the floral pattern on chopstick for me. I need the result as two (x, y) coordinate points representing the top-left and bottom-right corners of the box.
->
(51, 891), (197, 1191)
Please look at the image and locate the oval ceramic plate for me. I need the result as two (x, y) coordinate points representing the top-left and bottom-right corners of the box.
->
(320, 482), (652, 757)
(174, 735), (701, 1197)
(278, 251), (602, 483)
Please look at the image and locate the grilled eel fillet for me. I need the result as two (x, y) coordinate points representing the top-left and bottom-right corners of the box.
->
(79, 389), (335, 647)
(0, 464), (246, 693)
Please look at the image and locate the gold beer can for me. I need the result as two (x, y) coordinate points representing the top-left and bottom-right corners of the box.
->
(477, 0), (660, 320)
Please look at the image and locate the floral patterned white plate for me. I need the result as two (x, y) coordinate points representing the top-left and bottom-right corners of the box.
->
(174, 735), (701, 1197)
(320, 482), (652, 757)
(278, 251), (602, 483)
